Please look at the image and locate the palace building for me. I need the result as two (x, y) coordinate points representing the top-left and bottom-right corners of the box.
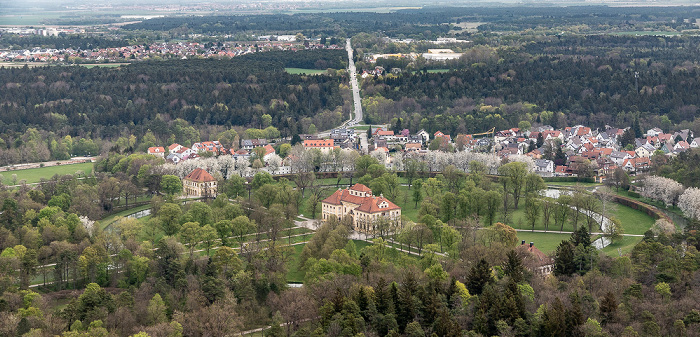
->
(321, 183), (401, 232)
(183, 168), (217, 198)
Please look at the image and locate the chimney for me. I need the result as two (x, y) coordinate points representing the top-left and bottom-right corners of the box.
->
(530, 242), (534, 248)
(521, 240), (526, 245)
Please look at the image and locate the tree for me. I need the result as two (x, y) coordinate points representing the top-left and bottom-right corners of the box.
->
(610, 167), (630, 191)
(160, 175), (183, 197)
(412, 179), (423, 208)
(231, 215), (254, 246)
(503, 250), (524, 283)
(554, 240), (576, 276)
(604, 217), (624, 243)
(524, 196), (541, 231)
(158, 203), (182, 236)
(146, 294), (167, 325)
(251, 171), (274, 190)
(599, 291), (617, 325)
(200, 224), (218, 255)
(466, 259), (493, 295)
(498, 161), (528, 209)
(294, 172), (316, 198)
(679, 187), (700, 220)
(179, 222), (201, 257)
(483, 190), (501, 226)
(554, 194), (571, 231)
(214, 220), (233, 246)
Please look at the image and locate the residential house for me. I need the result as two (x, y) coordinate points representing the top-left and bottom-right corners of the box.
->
(621, 157), (650, 174)
(405, 143), (422, 152)
(434, 131), (451, 143)
(192, 141), (225, 154)
(609, 151), (633, 166)
(417, 129), (430, 144)
(148, 147), (165, 158)
(534, 159), (555, 174)
(262, 144), (276, 161)
(646, 128), (663, 138)
(673, 141), (690, 153)
(516, 241), (554, 276)
(168, 143), (183, 153)
(635, 143), (656, 158)
(690, 138), (700, 148)
(241, 139), (268, 150)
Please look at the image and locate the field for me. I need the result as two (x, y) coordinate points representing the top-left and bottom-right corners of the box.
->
(0, 162), (93, 184)
(610, 31), (682, 36)
(515, 232), (571, 254)
(79, 63), (129, 68)
(0, 62), (49, 68)
(284, 68), (329, 75)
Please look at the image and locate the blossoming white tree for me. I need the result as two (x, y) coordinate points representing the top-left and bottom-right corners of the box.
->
(678, 187), (700, 220)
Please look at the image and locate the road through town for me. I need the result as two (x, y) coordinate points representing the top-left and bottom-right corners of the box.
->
(346, 38), (363, 126)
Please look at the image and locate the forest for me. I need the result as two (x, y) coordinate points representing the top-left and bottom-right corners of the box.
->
(355, 33), (700, 136)
(0, 49), (347, 137)
(121, 6), (700, 38)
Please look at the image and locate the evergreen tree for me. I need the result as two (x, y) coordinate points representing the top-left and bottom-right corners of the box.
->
(554, 241), (576, 276)
(503, 250), (524, 283)
(467, 259), (493, 295)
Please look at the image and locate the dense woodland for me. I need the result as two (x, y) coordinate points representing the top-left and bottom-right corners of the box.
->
(0, 50), (349, 165)
(356, 33), (700, 137)
(121, 6), (700, 39)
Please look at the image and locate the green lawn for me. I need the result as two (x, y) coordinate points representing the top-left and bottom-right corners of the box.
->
(608, 205), (655, 235)
(514, 231), (571, 254)
(284, 68), (329, 75)
(0, 162), (93, 184)
(349, 125), (370, 131)
(287, 244), (307, 283)
(99, 203), (152, 230)
(601, 236), (642, 257)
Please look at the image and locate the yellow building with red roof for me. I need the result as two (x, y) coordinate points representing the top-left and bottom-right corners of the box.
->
(183, 168), (217, 198)
(321, 183), (401, 232)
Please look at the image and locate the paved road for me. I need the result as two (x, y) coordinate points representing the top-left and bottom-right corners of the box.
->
(346, 38), (363, 126)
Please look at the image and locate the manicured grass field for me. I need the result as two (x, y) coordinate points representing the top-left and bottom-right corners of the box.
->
(608, 205), (655, 235)
(284, 68), (329, 75)
(601, 236), (642, 257)
(0, 162), (93, 184)
(514, 231), (572, 254)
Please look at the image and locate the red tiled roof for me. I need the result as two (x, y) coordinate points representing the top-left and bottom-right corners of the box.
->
(350, 183), (371, 193)
(376, 130), (394, 136)
(168, 143), (181, 150)
(148, 146), (165, 153)
(304, 139), (334, 148)
(355, 196), (401, 213)
(185, 168), (216, 182)
(322, 189), (368, 206)
(263, 144), (275, 156)
(516, 242), (553, 265)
